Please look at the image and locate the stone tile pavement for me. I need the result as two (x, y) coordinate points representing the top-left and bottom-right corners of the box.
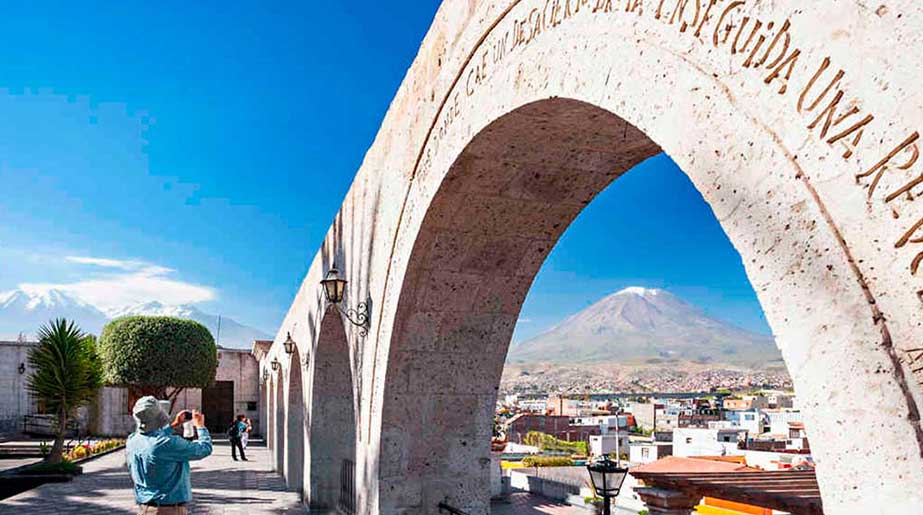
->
(490, 493), (588, 514)
(0, 440), (305, 514)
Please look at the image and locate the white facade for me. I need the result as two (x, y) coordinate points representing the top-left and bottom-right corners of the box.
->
(673, 428), (747, 458)
(737, 410), (764, 435)
(766, 410), (804, 436)
(589, 432), (631, 458)
(629, 442), (673, 465)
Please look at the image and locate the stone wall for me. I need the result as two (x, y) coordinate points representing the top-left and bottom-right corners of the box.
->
(0, 341), (35, 434)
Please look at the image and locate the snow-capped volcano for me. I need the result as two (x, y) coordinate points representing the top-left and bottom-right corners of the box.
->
(0, 289), (269, 349)
(508, 287), (780, 367)
(0, 288), (110, 339)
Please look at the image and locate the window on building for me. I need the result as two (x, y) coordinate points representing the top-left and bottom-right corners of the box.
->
(641, 447), (650, 458)
(246, 401), (258, 411)
(722, 435), (732, 442)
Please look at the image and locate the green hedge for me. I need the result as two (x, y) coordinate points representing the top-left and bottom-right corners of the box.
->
(98, 316), (218, 390)
(522, 431), (589, 456)
(522, 456), (575, 467)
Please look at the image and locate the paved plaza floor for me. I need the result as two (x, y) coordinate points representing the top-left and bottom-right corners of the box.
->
(0, 439), (593, 515)
(0, 440), (305, 514)
(490, 493), (588, 514)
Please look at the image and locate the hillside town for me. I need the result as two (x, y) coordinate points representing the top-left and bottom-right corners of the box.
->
(501, 364), (793, 395)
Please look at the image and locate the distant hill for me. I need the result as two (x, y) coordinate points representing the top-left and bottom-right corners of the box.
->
(507, 287), (781, 367)
(0, 288), (269, 349)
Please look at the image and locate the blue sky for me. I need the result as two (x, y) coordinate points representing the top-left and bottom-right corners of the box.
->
(0, 1), (769, 339)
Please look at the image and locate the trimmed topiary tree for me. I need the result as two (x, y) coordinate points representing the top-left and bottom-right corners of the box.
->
(97, 316), (218, 407)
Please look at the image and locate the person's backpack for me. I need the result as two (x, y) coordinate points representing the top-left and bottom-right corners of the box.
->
(227, 421), (240, 438)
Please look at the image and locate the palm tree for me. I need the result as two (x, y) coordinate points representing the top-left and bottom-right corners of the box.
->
(26, 319), (102, 464)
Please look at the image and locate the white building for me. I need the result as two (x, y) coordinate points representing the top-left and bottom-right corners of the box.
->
(629, 441), (673, 464)
(673, 427), (748, 457)
(765, 409), (804, 435)
(572, 414), (627, 434)
(737, 409), (764, 434)
(590, 432), (631, 458)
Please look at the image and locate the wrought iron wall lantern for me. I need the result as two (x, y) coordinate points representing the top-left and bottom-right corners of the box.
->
(18, 363), (26, 375)
(271, 357), (281, 372)
(283, 332), (295, 355)
(321, 265), (370, 336)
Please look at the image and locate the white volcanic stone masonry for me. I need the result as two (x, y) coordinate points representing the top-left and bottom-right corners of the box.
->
(259, 2), (923, 514)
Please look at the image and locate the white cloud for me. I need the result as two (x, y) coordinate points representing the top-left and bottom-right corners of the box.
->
(19, 256), (215, 312)
(517, 317), (533, 324)
(64, 256), (139, 270)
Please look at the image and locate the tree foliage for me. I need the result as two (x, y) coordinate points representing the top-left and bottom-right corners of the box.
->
(27, 319), (102, 464)
(97, 316), (218, 402)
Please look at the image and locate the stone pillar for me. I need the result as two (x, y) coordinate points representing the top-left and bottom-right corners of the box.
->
(635, 487), (702, 515)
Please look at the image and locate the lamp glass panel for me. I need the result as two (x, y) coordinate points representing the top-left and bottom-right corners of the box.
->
(335, 279), (346, 302)
(322, 279), (338, 302)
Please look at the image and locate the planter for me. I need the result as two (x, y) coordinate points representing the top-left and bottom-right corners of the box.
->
(0, 469), (76, 501)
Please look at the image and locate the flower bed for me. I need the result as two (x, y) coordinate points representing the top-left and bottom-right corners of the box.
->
(63, 439), (125, 464)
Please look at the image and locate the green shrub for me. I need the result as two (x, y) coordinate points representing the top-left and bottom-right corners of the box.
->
(522, 456), (575, 467)
(522, 431), (589, 456)
(98, 316), (218, 402)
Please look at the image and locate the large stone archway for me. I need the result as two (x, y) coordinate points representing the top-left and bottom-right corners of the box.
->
(308, 309), (357, 510)
(260, 2), (923, 514)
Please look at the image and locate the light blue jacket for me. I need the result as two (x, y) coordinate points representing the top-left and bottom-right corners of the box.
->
(126, 425), (213, 504)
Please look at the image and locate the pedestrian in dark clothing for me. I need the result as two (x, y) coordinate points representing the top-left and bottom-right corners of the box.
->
(228, 414), (247, 461)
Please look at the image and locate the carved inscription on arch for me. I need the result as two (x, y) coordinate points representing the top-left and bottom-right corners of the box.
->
(417, 0), (923, 287)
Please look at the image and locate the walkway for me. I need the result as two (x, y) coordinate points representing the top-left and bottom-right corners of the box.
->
(0, 440), (305, 514)
(490, 493), (587, 514)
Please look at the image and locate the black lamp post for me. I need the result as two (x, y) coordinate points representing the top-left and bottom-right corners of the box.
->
(271, 357), (281, 372)
(586, 454), (628, 515)
(283, 332), (295, 355)
(320, 264), (370, 336)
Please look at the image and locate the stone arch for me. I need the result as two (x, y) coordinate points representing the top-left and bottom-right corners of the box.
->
(375, 89), (923, 514)
(285, 348), (306, 492)
(308, 308), (357, 510)
(274, 373), (285, 473)
(263, 2), (923, 514)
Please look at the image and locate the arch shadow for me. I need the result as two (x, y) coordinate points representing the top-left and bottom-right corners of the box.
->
(308, 307), (358, 510)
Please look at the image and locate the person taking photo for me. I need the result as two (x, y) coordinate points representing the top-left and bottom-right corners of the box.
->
(126, 396), (213, 514)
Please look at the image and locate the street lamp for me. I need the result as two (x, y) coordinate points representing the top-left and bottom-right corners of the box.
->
(271, 357), (281, 372)
(320, 264), (370, 336)
(586, 454), (628, 515)
(321, 266), (347, 304)
(283, 332), (295, 355)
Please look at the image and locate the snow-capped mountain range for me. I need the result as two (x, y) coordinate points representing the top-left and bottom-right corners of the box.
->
(508, 287), (781, 367)
(0, 288), (270, 349)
